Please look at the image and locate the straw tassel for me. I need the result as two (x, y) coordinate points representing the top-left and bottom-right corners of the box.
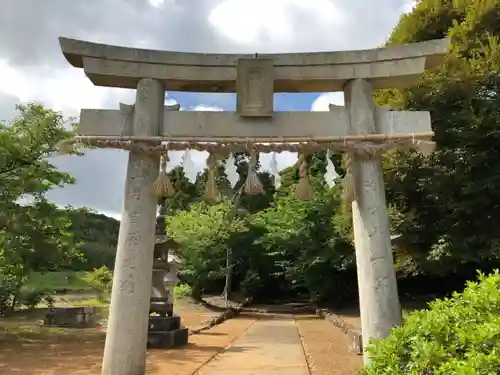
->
(204, 152), (220, 203)
(295, 153), (314, 200)
(153, 151), (175, 198)
(244, 150), (265, 196)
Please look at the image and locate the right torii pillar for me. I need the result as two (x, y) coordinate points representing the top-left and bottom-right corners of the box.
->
(344, 78), (401, 364)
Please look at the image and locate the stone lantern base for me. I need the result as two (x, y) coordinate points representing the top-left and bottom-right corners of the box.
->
(147, 315), (189, 349)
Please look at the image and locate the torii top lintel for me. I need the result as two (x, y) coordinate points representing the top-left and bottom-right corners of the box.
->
(59, 37), (449, 93)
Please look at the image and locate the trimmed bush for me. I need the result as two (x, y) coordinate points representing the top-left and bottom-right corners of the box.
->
(360, 271), (500, 375)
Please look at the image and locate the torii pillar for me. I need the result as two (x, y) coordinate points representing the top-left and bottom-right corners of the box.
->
(345, 79), (401, 364)
(102, 78), (164, 375)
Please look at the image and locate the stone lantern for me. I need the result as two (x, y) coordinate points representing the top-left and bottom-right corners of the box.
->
(147, 212), (188, 349)
(164, 252), (181, 309)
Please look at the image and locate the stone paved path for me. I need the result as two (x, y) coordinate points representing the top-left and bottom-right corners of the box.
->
(196, 315), (310, 375)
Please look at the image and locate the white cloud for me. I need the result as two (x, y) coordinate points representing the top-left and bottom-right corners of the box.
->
(260, 151), (297, 174)
(400, 0), (417, 14)
(0, 59), (182, 117)
(0, 60), (33, 102)
(148, 0), (164, 7)
(311, 92), (345, 111)
(190, 105), (224, 111)
(165, 96), (178, 106)
(208, 0), (350, 51)
(0, 59), (135, 118)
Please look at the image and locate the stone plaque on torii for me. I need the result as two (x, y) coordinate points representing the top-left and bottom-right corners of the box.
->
(58, 36), (448, 374)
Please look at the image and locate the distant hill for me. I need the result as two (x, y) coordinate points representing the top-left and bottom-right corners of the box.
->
(66, 209), (120, 270)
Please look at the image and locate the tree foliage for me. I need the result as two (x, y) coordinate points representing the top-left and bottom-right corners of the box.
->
(0, 103), (81, 313)
(84, 266), (113, 297)
(166, 150), (357, 305)
(378, 0), (500, 276)
(66, 207), (119, 270)
(167, 200), (249, 298)
(247, 189), (355, 304)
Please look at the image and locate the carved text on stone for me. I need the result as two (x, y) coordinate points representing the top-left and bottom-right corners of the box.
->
(236, 58), (274, 117)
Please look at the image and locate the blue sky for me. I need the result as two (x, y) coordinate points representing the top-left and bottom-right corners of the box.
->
(173, 92), (322, 112)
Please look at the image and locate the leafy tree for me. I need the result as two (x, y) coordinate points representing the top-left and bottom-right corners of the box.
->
(162, 166), (201, 214)
(167, 200), (249, 298)
(378, 0), (500, 275)
(0, 103), (81, 313)
(248, 186), (355, 304)
(166, 162), (357, 305)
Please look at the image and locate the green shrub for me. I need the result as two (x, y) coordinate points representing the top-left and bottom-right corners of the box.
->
(20, 290), (44, 309)
(360, 271), (500, 375)
(84, 266), (113, 297)
(43, 294), (55, 308)
(174, 283), (192, 298)
(0, 274), (17, 315)
(17, 290), (55, 309)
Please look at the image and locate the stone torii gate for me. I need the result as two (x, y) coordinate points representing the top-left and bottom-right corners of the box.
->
(58, 37), (448, 373)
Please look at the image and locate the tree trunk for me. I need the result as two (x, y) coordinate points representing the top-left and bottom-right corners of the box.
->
(224, 247), (232, 307)
(224, 186), (243, 307)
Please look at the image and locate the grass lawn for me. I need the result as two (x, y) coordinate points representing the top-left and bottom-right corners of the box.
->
(22, 271), (93, 294)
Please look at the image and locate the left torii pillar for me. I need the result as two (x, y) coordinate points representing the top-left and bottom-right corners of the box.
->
(102, 79), (164, 375)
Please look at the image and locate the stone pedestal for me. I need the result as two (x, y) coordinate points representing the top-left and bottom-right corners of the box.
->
(44, 307), (96, 328)
(147, 315), (189, 349)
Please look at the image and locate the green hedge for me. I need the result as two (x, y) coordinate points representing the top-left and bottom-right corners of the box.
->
(360, 271), (500, 375)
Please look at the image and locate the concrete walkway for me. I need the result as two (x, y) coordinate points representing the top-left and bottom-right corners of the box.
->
(197, 315), (310, 375)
